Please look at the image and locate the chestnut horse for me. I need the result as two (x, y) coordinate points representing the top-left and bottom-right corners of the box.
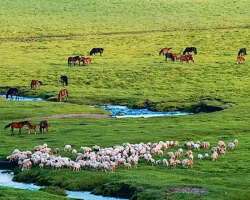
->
(79, 57), (91, 66)
(68, 56), (80, 66)
(27, 123), (37, 134)
(6, 88), (19, 100)
(40, 120), (49, 133)
(159, 47), (172, 55)
(31, 80), (42, 89)
(237, 56), (245, 63)
(58, 89), (68, 102)
(5, 121), (31, 136)
(179, 55), (194, 63)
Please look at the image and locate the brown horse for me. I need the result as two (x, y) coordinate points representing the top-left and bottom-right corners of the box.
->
(79, 57), (91, 66)
(5, 121), (31, 136)
(27, 123), (37, 134)
(40, 120), (49, 133)
(6, 88), (19, 100)
(237, 56), (245, 63)
(58, 89), (68, 102)
(31, 80), (42, 89)
(68, 56), (80, 66)
(179, 55), (194, 63)
(159, 47), (172, 56)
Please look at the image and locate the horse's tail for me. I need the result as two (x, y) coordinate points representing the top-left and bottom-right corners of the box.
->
(5, 123), (12, 129)
(58, 93), (61, 102)
(159, 50), (162, 55)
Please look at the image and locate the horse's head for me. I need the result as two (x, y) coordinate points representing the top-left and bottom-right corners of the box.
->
(193, 48), (197, 55)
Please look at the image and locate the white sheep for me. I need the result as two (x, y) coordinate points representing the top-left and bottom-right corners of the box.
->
(198, 154), (203, 160)
(64, 145), (72, 152)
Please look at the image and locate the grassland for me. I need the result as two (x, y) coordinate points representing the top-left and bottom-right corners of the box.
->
(1, 0), (250, 199)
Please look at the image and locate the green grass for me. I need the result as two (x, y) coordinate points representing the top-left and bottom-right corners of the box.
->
(1, 0), (250, 199)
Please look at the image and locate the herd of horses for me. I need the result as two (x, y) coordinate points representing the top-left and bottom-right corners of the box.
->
(4, 120), (49, 136)
(160, 47), (247, 64)
(68, 48), (104, 66)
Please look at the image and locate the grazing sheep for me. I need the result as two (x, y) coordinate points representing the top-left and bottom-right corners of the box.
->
(228, 142), (236, 150)
(64, 145), (72, 152)
(53, 148), (60, 155)
(205, 153), (209, 159)
(233, 139), (238, 146)
(218, 141), (226, 148)
(211, 152), (218, 161)
(162, 159), (169, 167)
(198, 154), (203, 160)
(202, 142), (210, 150)
(193, 143), (200, 151)
(72, 149), (77, 156)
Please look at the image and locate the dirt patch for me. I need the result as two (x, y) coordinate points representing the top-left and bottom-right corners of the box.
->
(23, 113), (111, 120)
(170, 187), (209, 194)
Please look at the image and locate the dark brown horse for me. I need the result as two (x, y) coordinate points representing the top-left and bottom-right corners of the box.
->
(68, 56), (80, 66)
(31, 80), (42, 89)
(165, 53), (175, 61)
(79, 57), (91, 66)
(159, 47), (172, 56)
(61, 76), (68, 86)
(238, 48), (247, 56)
(40, 120), (49, 133)
(183, 47), (197, 55)
(58, 89), (68, 102)
(90, 48), (104, 56)
(6, 88), (19, 100)
(5, 121), (31, 136)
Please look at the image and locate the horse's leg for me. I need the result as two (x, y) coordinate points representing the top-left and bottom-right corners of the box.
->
(18, 128), (21, 135)
(11, 127), (14, 136)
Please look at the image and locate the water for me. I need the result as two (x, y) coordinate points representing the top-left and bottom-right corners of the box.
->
(101, 105), (192, 118)
(0, 94), (44, 101)
(0, 170), (127, 200)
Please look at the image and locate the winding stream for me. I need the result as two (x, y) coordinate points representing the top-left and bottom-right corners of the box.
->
(0, 170), (127, 200)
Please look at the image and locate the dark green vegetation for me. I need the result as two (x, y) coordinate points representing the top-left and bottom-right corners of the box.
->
(1, 0), (250, 199)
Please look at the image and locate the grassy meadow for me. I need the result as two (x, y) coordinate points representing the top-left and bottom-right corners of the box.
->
(1, 0), (250, 199)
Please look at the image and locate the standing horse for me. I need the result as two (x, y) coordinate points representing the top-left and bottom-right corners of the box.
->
(183, 47), (197, 55)
(68, 56), (80, 66)
(165, 53), (175, 61)
(179, 55), (194, 63)
(90, 48), (104, 56)
(79, 57), (91, 66)
(31, 80), (42, 89)
(61, 76), (68, 86)
(58, 89), (68, 102)
(6, 88), (19, 100)
(5, 121), (31, 136)
(27, 123), (37, 134)
(159, 47), (172, 55)
(40, 120), (49, 133)
(238, 48), (247, 56)
(237, 56), (245, 63)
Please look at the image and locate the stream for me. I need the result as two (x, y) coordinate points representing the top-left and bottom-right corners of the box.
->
(0, 170), (127, 200)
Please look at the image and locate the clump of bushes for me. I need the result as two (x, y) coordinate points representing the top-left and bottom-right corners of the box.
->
(39, 186), (67, 196)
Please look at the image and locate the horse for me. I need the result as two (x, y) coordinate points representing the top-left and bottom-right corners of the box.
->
(5, 121), (31, 136)
(238, 48), (247, 56)
(61, 76), (68, 86)
(27, 123), (37, 134)
(183, 47), (197, 55)
(237, 56), (245, 63)
(68, 56), (80, 66)
(58, 89), (68, 102)
(40, 120), (49, 133)
(79, 57), (91, 66)
(179, 55), (194, 63)
(165, 53), (175, 61)
(6, 88), (19, 100)
(31, 80), (42, 89)
(90, 48), (104, 56)
(159, 47), (172, 56)
(172, 53), (179, 60)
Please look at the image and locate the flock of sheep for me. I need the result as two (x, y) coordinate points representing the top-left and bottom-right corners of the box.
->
(7, 139), (238, 172)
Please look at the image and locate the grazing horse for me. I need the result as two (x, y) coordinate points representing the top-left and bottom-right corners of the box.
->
(79, 57), (91, 66)
(6, 88), (19, 100)
(238, 48), (247, 56)
(237, 56), (245, 63)
(68, 56), (80, 66)
(61, 76), (68, 86)
(159, 47), (172, 56)
(58, 89), (68, 102)
(165, 53), (175, 61)
(172, 53), (179, 60)
(40, 120), (49, 133)
(5, 121), (31, 136)
(31, 80), (42, 89)
(179, 55), (194, 63)
(90, 48), (104, 56)
(183, 47), (197, 55)
(27, 123), (37, 134)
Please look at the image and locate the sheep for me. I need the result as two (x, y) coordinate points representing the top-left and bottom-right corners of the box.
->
(198, 154), (203, 160)
(219, 148), (226, 157)
(193, 143), (200, 151)
(228, 142), (235, 150)
(53, 148), (60, 155)
(124, 162), (131, 170)
(218, 141), (226, 148)
(81, 146), (92, 153)
(162, 159), (169, 167)
(233, 139), (238, 146)
(64, 145), (72, 152)
(202, 142), (210, 150)
(169, 159), (177, 169)
(156, 160), (161, 165)
(211, 152), (218, 161)
(72, 149), (77, 156)
(182, 159), (193, 168)
(205, 153), (209, 159)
